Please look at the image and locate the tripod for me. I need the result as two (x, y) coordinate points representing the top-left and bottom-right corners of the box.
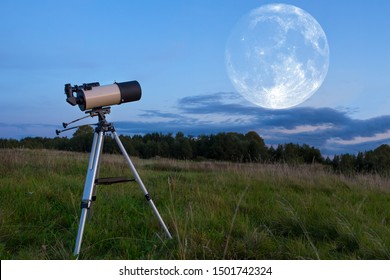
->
(61, 107), (172, 257)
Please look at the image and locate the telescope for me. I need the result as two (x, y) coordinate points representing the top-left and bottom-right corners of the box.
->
(64, 80), (142, 111)
(58, 79), (172, 257)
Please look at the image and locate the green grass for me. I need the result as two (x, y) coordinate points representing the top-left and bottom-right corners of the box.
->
(1, 149), (390, 259)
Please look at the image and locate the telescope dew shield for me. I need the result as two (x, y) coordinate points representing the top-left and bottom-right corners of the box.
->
(116, 81), (142, 104)
(74, 81), (142, 111)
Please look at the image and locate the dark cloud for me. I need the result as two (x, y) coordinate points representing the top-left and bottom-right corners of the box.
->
(139, 110), (190, 120)
(3, 92), (390, 155)
(117, 92), (390, 155)
(178, 92), (266, 116)
(0, 122), (59, 139)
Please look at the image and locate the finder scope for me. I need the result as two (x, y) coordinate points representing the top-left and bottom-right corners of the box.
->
(64, 80), (141, 111)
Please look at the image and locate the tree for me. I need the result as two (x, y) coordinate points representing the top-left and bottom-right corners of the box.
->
(173, 132), (193, 159)
(366, 144), (390, 175)
(245, 131), (268, 162)
(284, 143), (302, 164)
(339, 154), (356, 174)
(119, 135), (137, 156)
(73, 125), (94, 138)
(300, 144), (323, 164)
(70, 126), (94, 152)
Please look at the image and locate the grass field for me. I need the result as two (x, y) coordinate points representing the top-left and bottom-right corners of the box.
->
(1, 148), (390, 260)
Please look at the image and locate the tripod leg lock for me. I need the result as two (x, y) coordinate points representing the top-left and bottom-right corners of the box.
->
(80, 200), (92, 209)
(144, 194), (151, 201)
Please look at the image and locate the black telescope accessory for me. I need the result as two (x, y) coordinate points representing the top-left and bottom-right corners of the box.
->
(64, 82), (100, 106)
(64, 80), (142, 111)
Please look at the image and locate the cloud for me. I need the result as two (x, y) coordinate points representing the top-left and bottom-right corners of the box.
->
(139, 110), (191, 121)
(0, 123), (58, 139)
(328, 130), (390, 145)
(269, 124), (335, 135)
(3, 91), (390, 155)
(117, 92), (390, 155)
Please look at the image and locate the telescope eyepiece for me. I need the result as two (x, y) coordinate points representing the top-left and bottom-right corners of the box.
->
(65, 83), (78, 106)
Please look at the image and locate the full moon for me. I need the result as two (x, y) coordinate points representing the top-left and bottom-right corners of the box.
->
(225, 3), (329, 109)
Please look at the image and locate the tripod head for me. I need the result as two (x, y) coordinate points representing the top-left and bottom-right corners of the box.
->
(55, 107), (112, 135)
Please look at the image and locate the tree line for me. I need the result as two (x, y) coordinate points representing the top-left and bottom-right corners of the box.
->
(1, 126), (390, 176)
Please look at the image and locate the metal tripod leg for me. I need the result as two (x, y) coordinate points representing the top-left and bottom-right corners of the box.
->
(113, 131), (172, 239)
(74, 130), (105, 257)
(88, 145), (102, 219)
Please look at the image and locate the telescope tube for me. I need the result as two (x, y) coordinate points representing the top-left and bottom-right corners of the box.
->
(76, 81), (141, 111)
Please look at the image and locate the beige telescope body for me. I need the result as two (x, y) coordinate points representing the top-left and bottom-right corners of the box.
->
(65, 81), (142, 111)
(82, 84), (122, 110)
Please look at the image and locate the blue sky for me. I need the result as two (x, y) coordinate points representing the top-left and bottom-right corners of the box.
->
(0, 0), (389, 155)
